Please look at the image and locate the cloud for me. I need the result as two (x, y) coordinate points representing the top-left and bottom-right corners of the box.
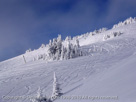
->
(0, 0), (44, 61)
(105, 0), (136, 24)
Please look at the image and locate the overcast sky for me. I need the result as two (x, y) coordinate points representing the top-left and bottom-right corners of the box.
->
(0, 0), (136, 61)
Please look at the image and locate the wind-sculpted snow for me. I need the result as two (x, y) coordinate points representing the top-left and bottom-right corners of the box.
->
(0, 18), (136, 102)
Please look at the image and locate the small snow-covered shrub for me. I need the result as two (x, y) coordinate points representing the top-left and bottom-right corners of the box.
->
(26, 48), (32, 53)
(32, 87), (51, 102)
(40, 44), (46, 48)
(91, 28), (107, 36)
(103, 32), (123, 41)
(72, 27), (107, 40)
(113, 17), (136, 29)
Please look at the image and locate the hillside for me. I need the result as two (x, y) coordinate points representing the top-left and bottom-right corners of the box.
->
(0, 17), (136, 102)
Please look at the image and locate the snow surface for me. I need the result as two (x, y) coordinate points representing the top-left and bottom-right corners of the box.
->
(0, 19), (136, 102)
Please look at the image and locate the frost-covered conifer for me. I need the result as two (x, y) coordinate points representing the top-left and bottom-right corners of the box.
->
(51, 72), (62, 100)
(60, 45), (65, 60)
(32, 87), (48, 102)
(75, 39), (80, 48)
(40, 44), (46, 48)
(26, 48), (31, 53)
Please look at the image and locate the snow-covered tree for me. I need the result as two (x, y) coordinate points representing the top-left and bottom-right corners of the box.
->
(65, 36), (71, 41)
(40, 44), (46, 48)
(66, 41), (71, 59)
(49, 40), (52, 46)
(94, 30), (99, 34)
(60, 45), (65, 60)
(55, 35), (62, 60)
(75, 38), (80, 48)
(47, 35), (62, 60)
(103, 31), (123, 41)
(32, 87), (49, 102)
(51, 72), (62, 100)
(37, 34), (83, 61)
(48, 39), (57, 59)
(26, 48), (31, 53)
(57, 34), (62, 42)
(112, 17), (136, 29)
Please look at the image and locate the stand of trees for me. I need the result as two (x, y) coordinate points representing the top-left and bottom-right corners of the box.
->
(32, 72), (62, 102)
(47, 35), (82, 61)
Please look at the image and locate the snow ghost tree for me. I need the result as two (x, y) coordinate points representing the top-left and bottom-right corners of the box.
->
(51, 72), (62, 100)
(31, 34), (82, 62)
(32, 87), (49, 102)
(48, 35), (62, 60)
(75, 38), (80, 48)
(47, 34), (82, 61)
(112, 17), (136, 29)
(60, 45), (65, 60)
(26, 48), (31, 53)
(55, 35), (62, 60)
(32, 73), (62, 102)
(40, 44), (46, 48)
(103, 31), (123, 41)
(65, 36), (71, 41)
(66, 41), (71, 59)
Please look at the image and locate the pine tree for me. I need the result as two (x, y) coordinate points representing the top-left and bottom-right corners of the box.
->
(66, 41), (71, 59)
(37, 87), (43, 99)
(65, 36), (71, 41)
(55, 35), (62, 60)
(46, 34), (82, 61)
(60, 45), (64, 60)
(75, 39), (80, 48)
(51, 72), (62, 100)
(49, 40), (52, 46)
(57, 34), (62, 43)
(40, 44), (46, 48)
(74, 45), (78, 57)
(26, 48), (31, 53)
(32, 87), (48, 102)
(63, 47), (67, 60)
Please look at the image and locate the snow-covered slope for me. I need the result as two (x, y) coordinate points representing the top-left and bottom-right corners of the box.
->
(81, 53), (136, 102)
(0, 17), (136, 102)
(58, 52), (136, 102)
